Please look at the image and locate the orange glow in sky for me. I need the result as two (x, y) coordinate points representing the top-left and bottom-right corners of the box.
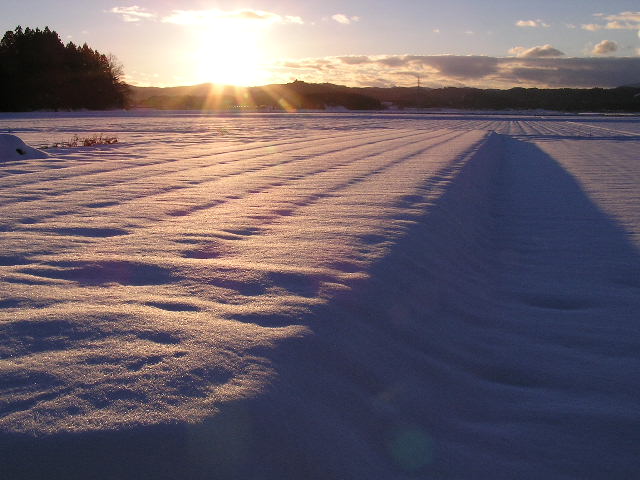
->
(188, 15), (273, 86)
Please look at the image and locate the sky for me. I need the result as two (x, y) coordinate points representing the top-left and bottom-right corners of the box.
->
(2, 0), (640, 88)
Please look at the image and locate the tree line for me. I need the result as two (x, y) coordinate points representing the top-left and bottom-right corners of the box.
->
(363, 85), (640, 112)
(131, 81), (640, 113)
(0, 26), (129, 111)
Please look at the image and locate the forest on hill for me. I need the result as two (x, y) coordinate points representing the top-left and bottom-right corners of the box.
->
(132, 80), (640, 113)
(0, 26), (128, 111)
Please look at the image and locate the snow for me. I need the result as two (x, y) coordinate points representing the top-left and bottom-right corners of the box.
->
(1, 112), (639, 479)
(0, 134), (48, 162)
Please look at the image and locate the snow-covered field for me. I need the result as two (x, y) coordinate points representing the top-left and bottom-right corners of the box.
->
(1, 112), (639, 479)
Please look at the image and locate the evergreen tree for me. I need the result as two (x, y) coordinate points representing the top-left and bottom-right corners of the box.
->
(0, 26), (129, 111)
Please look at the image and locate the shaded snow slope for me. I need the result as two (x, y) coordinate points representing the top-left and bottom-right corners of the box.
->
(0, 134), (48, 162)
(1, 113), (639, 479)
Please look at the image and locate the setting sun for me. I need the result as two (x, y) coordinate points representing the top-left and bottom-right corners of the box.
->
(188, 13), (273, 86)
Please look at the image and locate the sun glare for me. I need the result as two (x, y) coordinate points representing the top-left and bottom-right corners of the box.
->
(193, 18), (271, 86)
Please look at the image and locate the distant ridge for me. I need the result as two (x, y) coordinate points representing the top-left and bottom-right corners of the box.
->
(128, 81), (640, 113)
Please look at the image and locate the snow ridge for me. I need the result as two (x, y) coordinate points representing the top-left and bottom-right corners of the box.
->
(0, 134), (48, 162)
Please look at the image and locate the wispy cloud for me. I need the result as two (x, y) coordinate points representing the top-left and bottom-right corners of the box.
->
(582, 11), (640, 31)
(110, 6), (156, 22)
(163, 9), (303, 25)
(284, 16), (305, 25)
(331, 14), (360, 25)
(109, 6), (304, 25)
(516, 19), (550, 28)
(508, 44), (565, 58)
(592, 39), (618, 55)
(271, 54), (639, 89)
(597, 11), (640, 27)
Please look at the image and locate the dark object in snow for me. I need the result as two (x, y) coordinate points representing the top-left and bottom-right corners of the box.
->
(0, 134), (48, 161)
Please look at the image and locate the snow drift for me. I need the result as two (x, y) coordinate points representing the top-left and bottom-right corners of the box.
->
(0, 134), (48, 161)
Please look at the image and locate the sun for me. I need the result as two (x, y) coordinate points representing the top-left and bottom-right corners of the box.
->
(193, 18), (271, 86)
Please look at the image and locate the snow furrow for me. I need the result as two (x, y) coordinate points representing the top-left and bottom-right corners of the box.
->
(0, 126), (487, 440)
(0, 129), (453, 231)
(1, 113), (639, 480)
(0, 127), (404, 196)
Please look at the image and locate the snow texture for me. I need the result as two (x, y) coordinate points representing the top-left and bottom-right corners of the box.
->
(0, 112), (639, 479)
(0, 134), (48, 162)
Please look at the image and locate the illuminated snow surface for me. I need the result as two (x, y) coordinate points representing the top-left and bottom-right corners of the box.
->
(0, 134), (48, 161)
(1, 112), (639, 479)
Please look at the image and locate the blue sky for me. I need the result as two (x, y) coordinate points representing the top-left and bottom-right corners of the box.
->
(2, 1), (639, 87)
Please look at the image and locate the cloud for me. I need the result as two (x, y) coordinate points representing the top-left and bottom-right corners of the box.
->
(285, 16), (304, 25)
(229, 10), (282, 21)
(412, 56), (499, 78)
(377, 56), (413, 67)
(508, 44), (565, 58)
(332, 14), (360, 25)
(582, 11), (640, 31)
(604, 20), (638, 29)
(270, 55), (640, 89)
(516, 19), (550, 28)
(162, 9), (303, 25)
(592, 40), (618, 54)
(337, 56), (371, 65)
(601, 11), (640, 27)
(501, 57), (638, 88)
(329, 55), (499, 79)
(109, 6), (304, 25)
(110, 6), (156, 22)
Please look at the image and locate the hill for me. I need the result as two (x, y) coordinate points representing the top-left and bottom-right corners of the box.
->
(129, 81), (640, 113)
